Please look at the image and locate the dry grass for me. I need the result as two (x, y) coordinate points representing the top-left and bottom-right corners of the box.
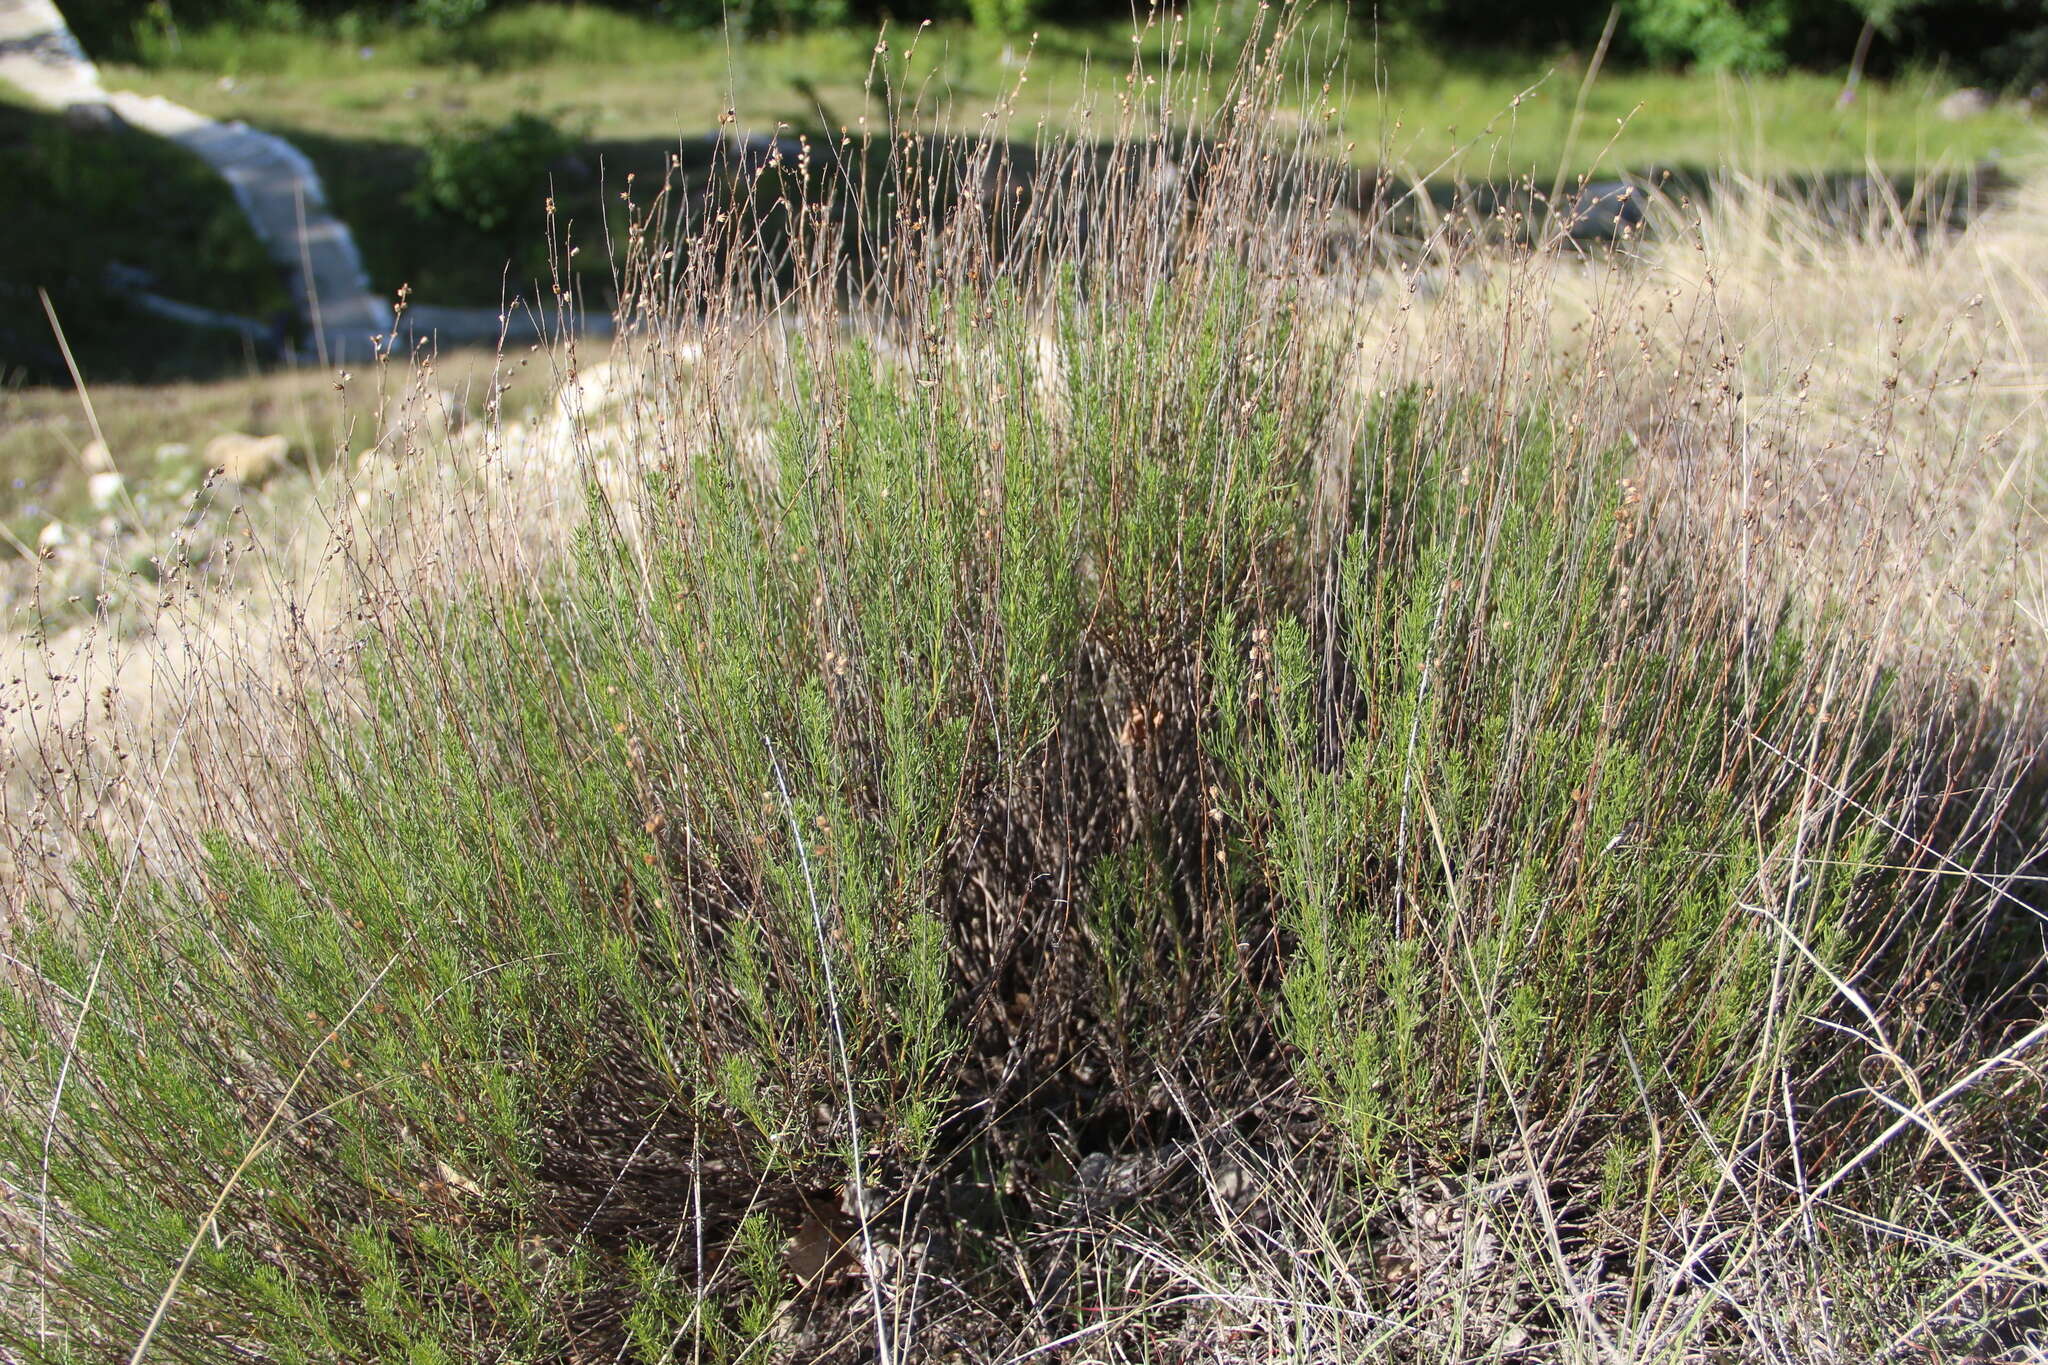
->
(1332, 151), (2048, 719)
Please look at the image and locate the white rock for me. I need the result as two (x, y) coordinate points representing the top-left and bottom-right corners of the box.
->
(551, 362), (654, 434)
(1938, 88), (1992, 121)
(1031, 328), (1070, 420)
(738, 426), (775, 470)
(204, 432), (288, 486)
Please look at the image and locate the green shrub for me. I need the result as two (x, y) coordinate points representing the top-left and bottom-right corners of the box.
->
(2, 60), (2041, 1361)
(7, 297), (2034, 1362)
(407, 110), (578, 237)
(1622, 0), (1797, 70)
(654, 0), (854, 29)
(965, 0), (1038, 36)
(412, 0), (490, 27)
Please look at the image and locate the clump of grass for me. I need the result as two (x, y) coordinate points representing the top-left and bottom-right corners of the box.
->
(3, 13), (2044, 1364)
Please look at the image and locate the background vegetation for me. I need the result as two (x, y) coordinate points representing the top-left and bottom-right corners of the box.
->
(71, 0), (2048, 85)
(71, 0), (2041, 334)
(11, 0), (2038, 398)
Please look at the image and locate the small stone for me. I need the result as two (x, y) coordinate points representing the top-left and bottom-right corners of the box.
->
(1210, 1160), (1254, 1207)
(87, 471), (125, 509)
(62, 101), (126, 135)
(79, 439), (115, 473)
(1938, 88), (1992, 121)
(204, 432), (288, 486)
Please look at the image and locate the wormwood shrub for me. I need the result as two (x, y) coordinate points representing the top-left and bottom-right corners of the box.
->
(6, 332), (2038, 1359)
(3, 37), (2042, 1361)
(1223, 398), (1899, 1173)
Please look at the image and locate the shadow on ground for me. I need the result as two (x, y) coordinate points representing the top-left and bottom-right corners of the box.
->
(0, 96), (291, 386)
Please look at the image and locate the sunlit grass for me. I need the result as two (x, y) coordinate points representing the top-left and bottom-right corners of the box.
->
(102, 4), (2039, 180)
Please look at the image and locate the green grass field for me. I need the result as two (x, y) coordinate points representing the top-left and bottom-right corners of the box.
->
(0, 344), (550, 538)
(108, 5), (2038, 179)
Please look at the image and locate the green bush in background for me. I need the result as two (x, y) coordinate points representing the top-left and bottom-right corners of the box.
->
(407, 110), (578, 237)
(414, 0), (490, 27)
(1622, 0), (1802, 71)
